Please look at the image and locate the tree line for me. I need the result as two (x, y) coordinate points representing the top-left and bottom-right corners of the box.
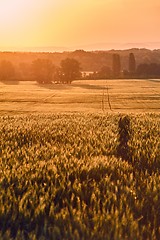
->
(0, 52), (160, 83)
(0, 58), (81, 84)
(86, 53), (160, 79)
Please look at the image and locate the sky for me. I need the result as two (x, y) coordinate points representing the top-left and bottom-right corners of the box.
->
(0, 0), (160, 51)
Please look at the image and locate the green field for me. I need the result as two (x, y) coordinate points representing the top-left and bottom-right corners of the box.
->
(0, 80), (160, 239)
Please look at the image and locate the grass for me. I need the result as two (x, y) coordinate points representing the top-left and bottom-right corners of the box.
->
(0, 112), (160, 239)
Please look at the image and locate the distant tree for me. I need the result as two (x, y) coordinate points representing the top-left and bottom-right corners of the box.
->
(129, 53), (136, 74)
(19, 62), (33, 80)
(32, 59), (55, 84)
(0, 60), (15, 80)
(112, 54), (121, 78)
(53, 66), (64, 83)
(136, 63), (160, 78)
(60, 58), (81, 83)
(149, 63), (160, 76)
(97, 66), (112, 79)
(136, 63), (148, 77)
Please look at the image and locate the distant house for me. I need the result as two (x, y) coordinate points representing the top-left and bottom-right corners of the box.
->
(81, 71), (94, 78)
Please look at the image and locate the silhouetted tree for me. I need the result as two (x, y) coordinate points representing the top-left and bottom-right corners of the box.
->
(136, 63), (148, 77)
(53, 66), (64, 83)
(149, 63), (160, 76)
(112, 54), (121, 78)
(129, 53), (136, 74)
(32, 59), (55, 84)
(97, 66), (112, 79)
(0, 60), (15, 80)
(19, 62), (33, 80)
(60, 58), (81, 83)
(136, 63), (160, 77)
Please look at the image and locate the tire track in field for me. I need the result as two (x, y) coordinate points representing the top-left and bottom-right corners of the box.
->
(20, 92), (57, 113)
(101, 80), (112, 112)
(43, 93), (57, 102)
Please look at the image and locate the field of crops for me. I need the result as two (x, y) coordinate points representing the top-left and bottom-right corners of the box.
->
(0, 79), (159, 114)
(0, 113), (159, 239)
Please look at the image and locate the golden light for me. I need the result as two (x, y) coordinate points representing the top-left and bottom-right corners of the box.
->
(0, 0), (159, 50)
(0, 0), (31, 28)
(0, 0), (62, 47)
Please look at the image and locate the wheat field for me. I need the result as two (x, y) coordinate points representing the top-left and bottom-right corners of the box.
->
(0, 79), (159, 114)
(0, 79), (160, 239)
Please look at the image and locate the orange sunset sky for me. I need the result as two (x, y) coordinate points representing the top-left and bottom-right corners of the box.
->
(0, 0), (160, 51)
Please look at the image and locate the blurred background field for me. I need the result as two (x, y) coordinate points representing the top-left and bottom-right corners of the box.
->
(0, 79), (159, 114)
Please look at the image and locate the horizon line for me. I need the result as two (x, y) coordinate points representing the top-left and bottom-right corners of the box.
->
(0, 47), (160, 53)
(1, 42), (160, 53)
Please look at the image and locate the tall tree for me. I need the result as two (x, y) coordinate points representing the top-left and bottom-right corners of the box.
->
(0, 60), (15, 80)
(32, 59), (55, 84)
(112, 54), (121, 78)
(60, 58), (81, 83)
(129, 53), (136, 74)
